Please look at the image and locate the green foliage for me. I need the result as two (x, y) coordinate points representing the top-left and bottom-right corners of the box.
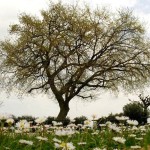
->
(45, 116), (56, 125)
(62, 117), (70, 126)
(74, 116), (87, 125)
(45, 116), (70, 126)
(17, 115), (35, 122)
(97, 113), (123, 126)
(106, 113), (120, 124)
(123, 102), (148, 124)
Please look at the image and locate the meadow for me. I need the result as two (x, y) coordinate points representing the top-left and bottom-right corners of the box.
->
(0, 115), (150, 150)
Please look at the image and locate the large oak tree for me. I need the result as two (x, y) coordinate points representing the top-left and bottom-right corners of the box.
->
(0, 2), (150, 120)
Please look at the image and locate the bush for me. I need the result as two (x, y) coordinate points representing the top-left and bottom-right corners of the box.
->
(123, 102), (147, 124)
(45, 116), (70, 126)
(74, 116), (87, 125)
(45, 116), (56, 125)
(97, 113), (123, 126)
(62, 117), (70, 126)
(17, 115), (35, 122)
(106, 113), (122, 124)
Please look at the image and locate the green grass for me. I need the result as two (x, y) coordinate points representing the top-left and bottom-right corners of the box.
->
(1, 120), (150, 149)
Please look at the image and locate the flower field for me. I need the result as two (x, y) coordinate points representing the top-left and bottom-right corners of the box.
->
(1, 115), (150, 150)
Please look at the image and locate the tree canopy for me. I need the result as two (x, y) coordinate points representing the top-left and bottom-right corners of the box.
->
(123, 101), (149, 124)
(0, 2), (150, 120)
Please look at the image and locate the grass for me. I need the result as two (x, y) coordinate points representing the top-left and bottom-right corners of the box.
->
(0, 118), (150, 149)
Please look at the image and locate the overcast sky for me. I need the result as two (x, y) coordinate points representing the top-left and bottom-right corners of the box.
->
(0, 0), (150, 119)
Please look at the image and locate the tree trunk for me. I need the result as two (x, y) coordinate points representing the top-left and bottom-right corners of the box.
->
(56, 103), (70, 121)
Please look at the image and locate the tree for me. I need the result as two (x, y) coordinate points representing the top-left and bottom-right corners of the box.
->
(0, 2), (150, 120)
(123, 102), (148, 124)
(139, 94), (150, 113)
(129, 94), (150, 123)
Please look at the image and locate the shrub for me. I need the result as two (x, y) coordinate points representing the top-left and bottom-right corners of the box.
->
(97, 113), (123, 126)
(123, 102), (147, 124)
(74, 116), (87, 125)
(62, 117), (70, 126)
(45, 116), (56, 125)
(17, 115), (35, 120)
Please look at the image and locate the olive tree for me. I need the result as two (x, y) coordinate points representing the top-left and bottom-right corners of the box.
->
(0, 2), (150, 120)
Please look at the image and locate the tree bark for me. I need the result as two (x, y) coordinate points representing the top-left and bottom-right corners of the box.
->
(56, 102), (70, 121)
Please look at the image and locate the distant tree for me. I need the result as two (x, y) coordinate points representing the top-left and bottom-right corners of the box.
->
(123, 102), (148, 124)
(139, 94), (150, 116)
(128, 94), (150, 123)
(97, 113), (123, 125)
(1, 2), (150, 120)
(17, 115), (35, 123)
(45, 116), (56, 125)
(74, 116), (87, 125)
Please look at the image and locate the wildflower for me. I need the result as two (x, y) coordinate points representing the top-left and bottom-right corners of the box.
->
(10, 126), (15, 130)
(16, 120), (30, 131)
(115, 116), (129, 121)
(54, 142), (60, 148)
(108, 124), (121, 133)
(130, 145), (141, 149)
(6, 118), (14, 125)
(55, 129), (75, 136)
(127, 120), (138, 126)
(93, 148), (101, 150)
(54, 142), (75, 150)
(92, 130), (99, 135)
(35, 117), (47, 124)
(135, 137), (143, 140)
(99, 124), (106, 127)
(92, 114), (97, 120)
(147, 118), (150, 123)
(36, 136), (48, 141)
(0, 114), (9, 121)
(67, 123), (77, 128)
(15, 129), (22, 133)
(19, 139), (33, 145)
(131, 126), (138, 131)
(44, 124), (50, 129)
(105, 121), (112, 126)
(129, 134), (136, 137)
(93, 148), (106, 150)
(112, 137), (126, 144)
(139, 126), (146, 131)
(61, 142), (75, 150)
(3, 146), (11, 150)
(52, 121), (63, 126)
(77, 124), (83, 127)
(70, 119), (75, 123)
(78, 142), (86, 145)
(84, 120), (93, 128)
(53, 138), (61, 143)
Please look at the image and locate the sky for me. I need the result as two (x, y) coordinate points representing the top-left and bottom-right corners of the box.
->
(0, 0), (150, 119)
